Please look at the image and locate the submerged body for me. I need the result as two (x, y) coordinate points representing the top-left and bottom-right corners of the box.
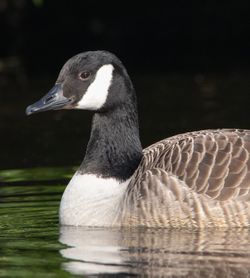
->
(26, 51), (250, 228)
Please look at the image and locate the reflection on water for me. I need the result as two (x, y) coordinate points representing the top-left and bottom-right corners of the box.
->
(1, 168), (250, 277)
(60, 226), (250, 277)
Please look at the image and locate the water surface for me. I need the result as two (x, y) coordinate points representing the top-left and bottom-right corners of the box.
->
(1, 168), (250, 277)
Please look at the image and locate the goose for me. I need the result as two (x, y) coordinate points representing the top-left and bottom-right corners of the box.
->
(26, 50), (250, 228)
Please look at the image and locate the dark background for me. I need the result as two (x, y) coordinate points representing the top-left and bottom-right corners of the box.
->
(1, 0), (250, 170)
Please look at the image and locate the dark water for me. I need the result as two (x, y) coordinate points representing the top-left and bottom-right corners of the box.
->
(1, 168), (250, 277)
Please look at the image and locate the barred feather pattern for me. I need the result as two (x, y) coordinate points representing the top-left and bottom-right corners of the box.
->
(121, 129), (250, 228)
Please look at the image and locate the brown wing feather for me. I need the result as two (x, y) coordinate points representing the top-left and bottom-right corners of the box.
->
(131, 129), (250, 202)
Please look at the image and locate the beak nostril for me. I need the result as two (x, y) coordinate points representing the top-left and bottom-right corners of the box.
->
(45, 95), (55, 103)
(26, 83), (67, 115)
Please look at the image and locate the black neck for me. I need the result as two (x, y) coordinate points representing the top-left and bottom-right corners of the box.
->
(79, 79), (143, 181)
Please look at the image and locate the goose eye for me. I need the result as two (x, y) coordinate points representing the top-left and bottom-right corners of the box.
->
(79, 71), (91, 80)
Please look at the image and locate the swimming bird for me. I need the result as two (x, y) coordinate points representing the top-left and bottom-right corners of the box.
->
(26, 51), (250, 228)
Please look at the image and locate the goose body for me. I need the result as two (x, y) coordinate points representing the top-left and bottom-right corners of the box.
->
(26, 51), (250, 228)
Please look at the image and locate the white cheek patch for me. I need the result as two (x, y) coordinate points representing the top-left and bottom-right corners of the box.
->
(76, 64), (114, 110)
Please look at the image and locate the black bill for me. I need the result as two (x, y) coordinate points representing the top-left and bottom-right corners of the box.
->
(26, 84), (72, 115)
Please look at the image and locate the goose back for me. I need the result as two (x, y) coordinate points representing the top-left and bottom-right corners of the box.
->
(122, 129), (250, 227)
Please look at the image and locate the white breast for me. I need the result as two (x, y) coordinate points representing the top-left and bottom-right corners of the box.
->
(59, 173), (130, 226)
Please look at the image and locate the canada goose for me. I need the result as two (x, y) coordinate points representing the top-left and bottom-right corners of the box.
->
(26, 51), (250, 228)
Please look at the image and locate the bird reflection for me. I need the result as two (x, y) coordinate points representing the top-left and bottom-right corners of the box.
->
(59, 226), (250, 277)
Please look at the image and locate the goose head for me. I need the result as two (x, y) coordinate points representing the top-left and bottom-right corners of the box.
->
(26, 51), (134, 115)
